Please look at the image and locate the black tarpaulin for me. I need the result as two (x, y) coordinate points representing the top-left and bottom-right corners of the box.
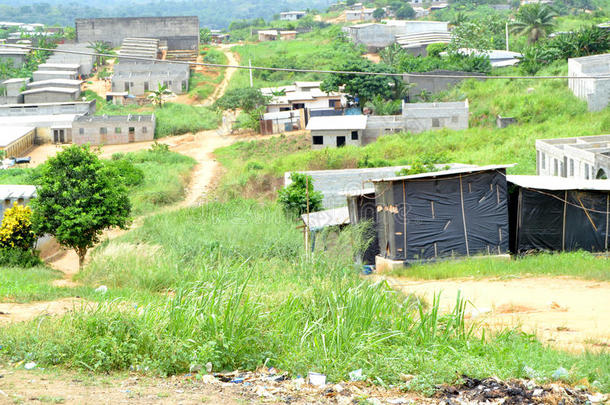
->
(374, 166), (511, 263)
(507, 176), (610, 253)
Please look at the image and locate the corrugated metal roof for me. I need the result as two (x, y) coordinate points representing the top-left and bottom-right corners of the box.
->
(301, 206), (350, 231)
(507, 175), (610, 191)
(373, 164), (515, 182)
(306, 115), (367, 131)
(0, 126), (35, 147)
(0, 184), (36, 200)
(21, 87), (80, 95)
(344, 188), (375, 197)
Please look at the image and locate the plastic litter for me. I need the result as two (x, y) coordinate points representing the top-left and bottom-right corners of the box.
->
(308, 372), (326, 387)
(95, 285), (108, 294)
(362, 265), (374, 275)
(551, 367), (569, 380)
(24, 362), (36, 370)
(349, 368), (364, 381)
(523, 365), (538, 379)
(231, 377), (244, 384)
(205, 362), (213, 373)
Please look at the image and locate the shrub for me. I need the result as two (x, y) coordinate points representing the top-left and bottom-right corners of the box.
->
(278, 173), (323, 217)
(0, 203), (36, 251)
(106, 159), (145, 187)
(214, 88), (270, 112)
(0, 248), (42, 268)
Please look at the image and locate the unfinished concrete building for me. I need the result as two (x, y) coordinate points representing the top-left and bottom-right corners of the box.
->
(72, 114), (155, 145)
(536, 134), (610, 180)
(307, 115), (368, 149)
(402, 100), (469, 133)
(568, 53), (610, 112)
(280, 11), (307, 21)
(46, 43), (95, 76)
(343, 20), (449, 51)
(404, 70), (484, 101)
(33, 70), (78, 82)
(112, 60), (190, 96)
(26, 79), (82, 91)
(396, 31), (451, 56)
(75, 17), (199, 50)
(0, 78), (28, 104)
(21, 87), (81, 104)
(0, 47), (28, 67)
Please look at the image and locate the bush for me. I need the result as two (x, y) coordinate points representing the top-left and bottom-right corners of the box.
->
(214, 88), (270, 112)
(278, 173), (323, 218)
(0, 248), (42, 268)
(106, 159), (145, 187)
(0, 203), (36, 251)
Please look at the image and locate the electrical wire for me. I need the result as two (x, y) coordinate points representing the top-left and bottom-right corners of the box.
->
(3, 43), (610, 80)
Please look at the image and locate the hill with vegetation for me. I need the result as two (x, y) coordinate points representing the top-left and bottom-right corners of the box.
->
(0, 0), (334, 29)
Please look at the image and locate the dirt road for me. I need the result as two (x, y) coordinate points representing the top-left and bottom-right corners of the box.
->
(382, 275), (610, 352)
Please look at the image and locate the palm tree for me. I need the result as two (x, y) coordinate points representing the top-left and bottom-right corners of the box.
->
(510, 4), (556, 43)
(147, 84), (172, 107)
(87, 41), (114, 67)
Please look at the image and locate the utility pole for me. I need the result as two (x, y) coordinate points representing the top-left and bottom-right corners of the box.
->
(249, 58), (253, 87)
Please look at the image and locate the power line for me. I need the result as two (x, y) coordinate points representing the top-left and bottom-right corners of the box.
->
(4, 43), (610, 80)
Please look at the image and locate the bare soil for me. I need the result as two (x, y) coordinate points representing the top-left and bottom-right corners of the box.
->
(382, 275), (610, 352)
(0, 298), (90, 325)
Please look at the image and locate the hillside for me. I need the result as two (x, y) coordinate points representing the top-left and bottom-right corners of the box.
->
(0, 0), (334, 29)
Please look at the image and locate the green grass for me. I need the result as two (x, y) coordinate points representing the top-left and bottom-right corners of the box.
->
(0, 266), (87, 303)
(392, 251), (610, 281)
(187, 47), (228, 101)
(0, 199), (608, 393)
(115, 148), (197, 216)
(229, 25), (362, 89)
(0, 168), (37, 185)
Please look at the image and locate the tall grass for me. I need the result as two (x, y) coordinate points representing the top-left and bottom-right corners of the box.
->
(1, 200), (608, 393)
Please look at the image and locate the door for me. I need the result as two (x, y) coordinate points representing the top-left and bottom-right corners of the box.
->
(53, 130), (59, 143)
(336, 136), (346, 147)
(53, 130), (65, 143)
(128, 127), (135, 143)
(59, 130), (65, 143)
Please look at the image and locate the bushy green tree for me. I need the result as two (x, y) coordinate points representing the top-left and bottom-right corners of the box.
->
(215, 87), (270, 112)
(373, 8), (386, 20)
(278, 173), (323, 218)
(199, 28), (212, 44)
(321, 59), (400, 105)
(395, 4), (415, 19)
(31, 145), (131, 268)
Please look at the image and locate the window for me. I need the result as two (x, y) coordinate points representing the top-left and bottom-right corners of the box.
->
(312, 136), (323, 145)
(329, 99), (339, 108)
(115, 127), (121, 134)
(553, 159), (558, 176)
(541, 153), (546, 169)
(129, 127), (135, 134)
(337, 136), (346, 147)
(124, 82), (129, 91)
(142, 126), (147, 133)
(432, 118), (440, 128)
(351, 130), (358, 140)
(451, 115), (458, 123)
(100, 127), (107, 135)
(79, 128), (84, 135)
(144, 82), (149, 92)
(569, 159), (574, 176)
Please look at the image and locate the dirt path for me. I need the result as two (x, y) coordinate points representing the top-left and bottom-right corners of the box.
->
(0, 298), (90, 324)
(200, 44), (239, 107)
(382, 275), (610, 352)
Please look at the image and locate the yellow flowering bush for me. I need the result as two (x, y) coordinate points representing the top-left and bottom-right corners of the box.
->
(0, 203), (36, 250)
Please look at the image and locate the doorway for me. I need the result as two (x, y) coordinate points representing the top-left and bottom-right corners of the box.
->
(128, 127), (135, 143)
(53, 129), (65, 143)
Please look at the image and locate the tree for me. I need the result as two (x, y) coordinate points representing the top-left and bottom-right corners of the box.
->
(31, 145), (131, 268)
(373, 8), (386, 20)
(87, 41), (114, 67)
(510, 4), (556, 44)
(0, 203), (36, 251)
(214, 87), (270, 112)
(147, 84), (172, 107)
(278, 173), (323, 218)
(380, 43), (404, 66)
(321, 59), (400, 106)
(199, 28), (211, 44)
(395, 4), (415, 19)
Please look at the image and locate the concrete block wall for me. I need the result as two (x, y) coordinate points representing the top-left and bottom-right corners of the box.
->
(404, 70), (484, 100)
(310, 129), (363, 149)
(47, 44), (95, 76)
(33, 71), (78, 81)
(0, 101), (95, 116)
(0, 54), (26, 67)
(568, 54), (610, 112)
(75, 17), (199, 50)
(72, 115), (155, 145)
(23, 90), (80, 104)
(402, 101), (469, 133)
(362, 115), (405, 145)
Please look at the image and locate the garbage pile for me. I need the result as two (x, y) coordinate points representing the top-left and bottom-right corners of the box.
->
(435, 375), (606, 405)
(193, 367), (430, 405)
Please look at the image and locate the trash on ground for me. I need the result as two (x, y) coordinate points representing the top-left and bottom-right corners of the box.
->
(24, 362), (36, 370)
(95, 285), (108, 294)
(308, 371), (326, 387)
